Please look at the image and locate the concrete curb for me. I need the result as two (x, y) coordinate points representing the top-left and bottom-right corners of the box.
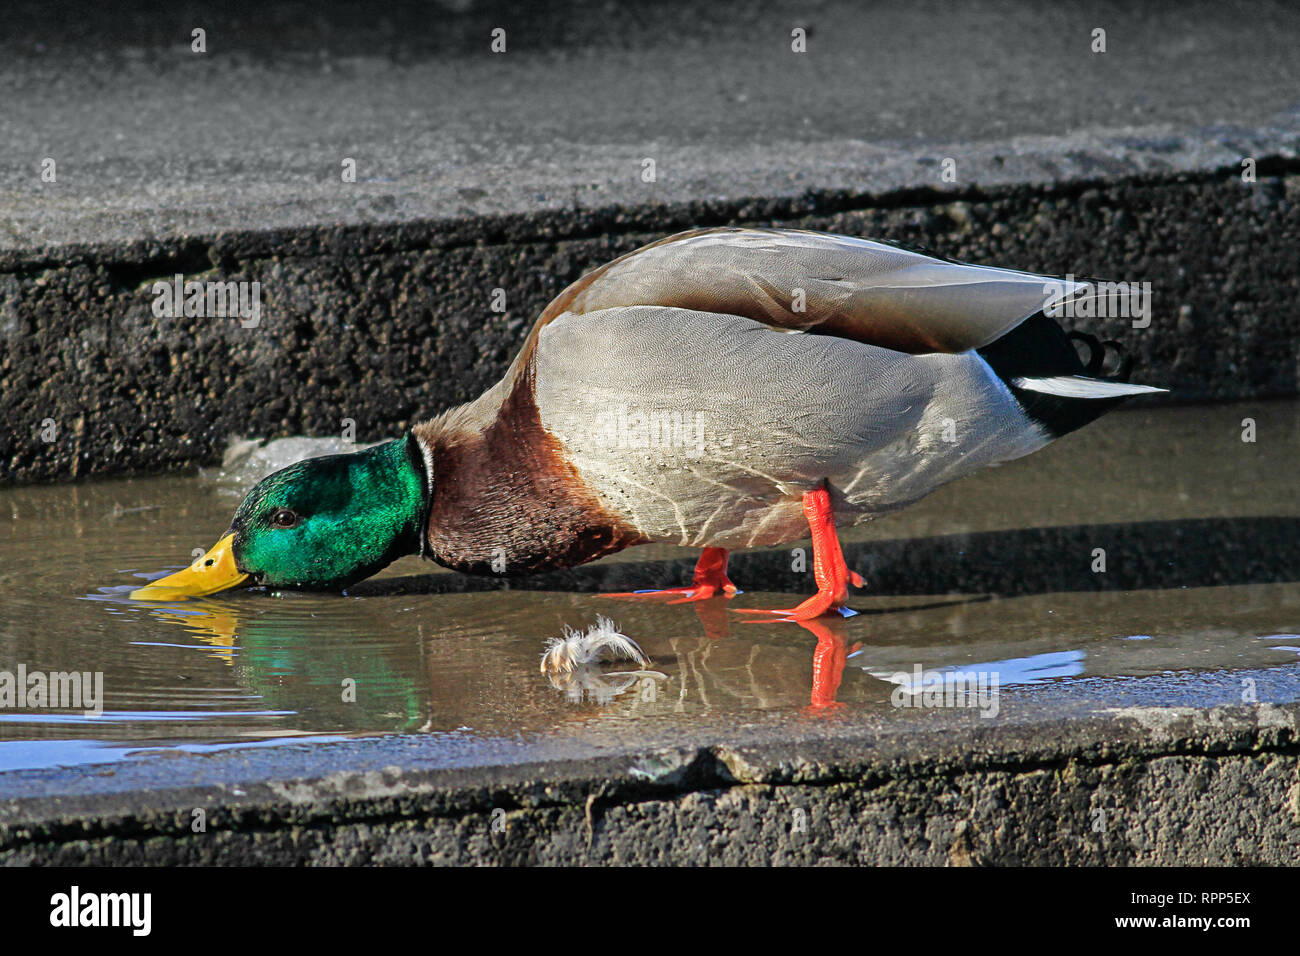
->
(5, 0), (1299, 483)
(1, 701), (1296, 864)
(5, 160), (1299, 483)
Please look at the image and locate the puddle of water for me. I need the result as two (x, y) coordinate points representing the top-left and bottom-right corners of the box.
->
(1, 400), (1298, 771)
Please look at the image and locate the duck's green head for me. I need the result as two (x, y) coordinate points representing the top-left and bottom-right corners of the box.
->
(131, 435), (428, 600)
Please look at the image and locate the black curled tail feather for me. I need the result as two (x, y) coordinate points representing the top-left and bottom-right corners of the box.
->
(978, 312), (1156, 439)
(1066, 330), (1133, 382)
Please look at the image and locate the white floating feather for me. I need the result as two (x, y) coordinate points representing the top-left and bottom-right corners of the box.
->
(540, 616), (651, 676)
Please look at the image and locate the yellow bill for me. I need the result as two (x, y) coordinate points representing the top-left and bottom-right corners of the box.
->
(130, 534), (249, 601)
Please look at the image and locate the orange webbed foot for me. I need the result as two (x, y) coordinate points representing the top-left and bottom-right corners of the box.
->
(732, 487), (863, 622)
(600, 547), (740, 604)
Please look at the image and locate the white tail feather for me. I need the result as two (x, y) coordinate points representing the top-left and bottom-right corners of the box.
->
(1011, 375), (1167, 399)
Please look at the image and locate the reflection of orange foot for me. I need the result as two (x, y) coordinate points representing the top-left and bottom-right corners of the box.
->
(797, 617), (852, 713)
(601, 547), (740, 604)
(689, 594), (733, 641)
(734, 487), (863, 621)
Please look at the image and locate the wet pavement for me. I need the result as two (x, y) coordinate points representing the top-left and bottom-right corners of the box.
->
(2, 399), (1297, 778)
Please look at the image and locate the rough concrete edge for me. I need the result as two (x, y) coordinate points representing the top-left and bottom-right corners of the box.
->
(2, 125), (1297, 273)
(1, 702), (1295, 854)
(5, 126), (1299, 485)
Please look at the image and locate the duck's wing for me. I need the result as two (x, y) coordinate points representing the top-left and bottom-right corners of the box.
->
(538, 227), (1086, 355)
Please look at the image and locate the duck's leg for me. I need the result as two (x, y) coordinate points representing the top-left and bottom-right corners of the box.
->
(735, 486), (865, 621)
(601, 547), (740, 604)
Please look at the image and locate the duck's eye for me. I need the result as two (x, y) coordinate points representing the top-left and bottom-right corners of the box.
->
(270, 508), (299, 529)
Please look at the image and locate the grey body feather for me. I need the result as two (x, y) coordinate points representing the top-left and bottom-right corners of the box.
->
(534, 305), (1050, 549)
(557, 228), (1088, 354)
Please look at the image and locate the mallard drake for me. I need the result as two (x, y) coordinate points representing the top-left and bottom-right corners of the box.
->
(132, 227), (1164, 619)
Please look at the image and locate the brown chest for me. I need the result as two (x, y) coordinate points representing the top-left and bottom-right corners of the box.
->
(419, 372), (647, 577)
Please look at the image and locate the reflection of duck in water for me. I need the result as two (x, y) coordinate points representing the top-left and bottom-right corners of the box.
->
(674, 598), (859, 714)
(149, 600), (241, 664)
(133, 228), (1162, 621)
(142, 600), (425, 732)
(805, 619), (858, 714)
